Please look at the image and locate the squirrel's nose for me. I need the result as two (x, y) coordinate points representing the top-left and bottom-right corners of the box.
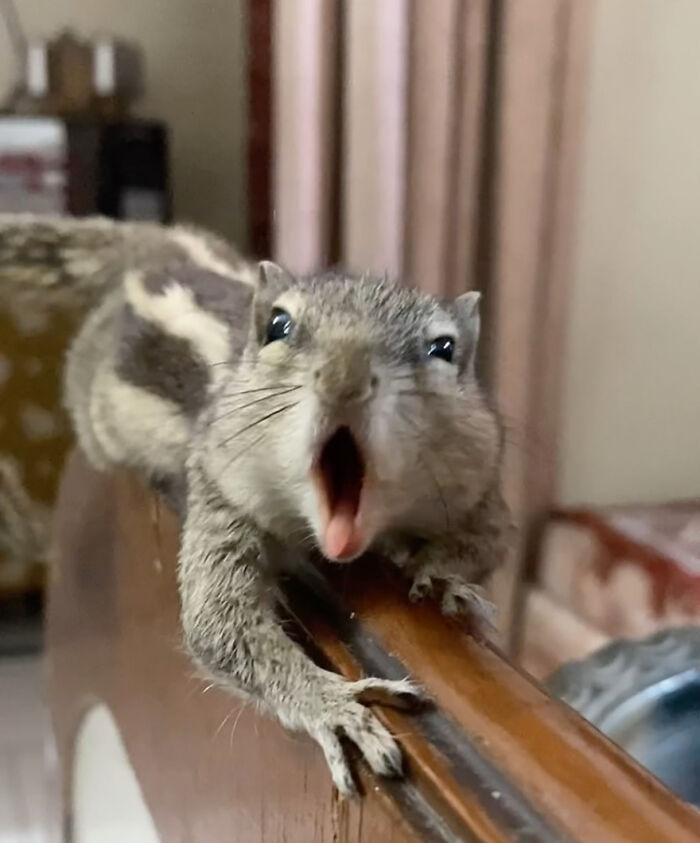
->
(313, 347), (378, 406)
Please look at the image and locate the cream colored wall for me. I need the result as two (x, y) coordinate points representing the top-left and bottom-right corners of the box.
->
(560, 0), (700, 506)
(0, 0), (248, 245)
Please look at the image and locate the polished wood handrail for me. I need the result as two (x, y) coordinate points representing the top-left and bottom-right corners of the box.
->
(300, 566), (700, 842)
(46, 452), (700, 842)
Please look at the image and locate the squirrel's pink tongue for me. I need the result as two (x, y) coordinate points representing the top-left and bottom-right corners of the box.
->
(323, 502), (361, 560)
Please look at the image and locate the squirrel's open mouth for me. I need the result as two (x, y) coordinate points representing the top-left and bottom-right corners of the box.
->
(313, 426), (366, 561)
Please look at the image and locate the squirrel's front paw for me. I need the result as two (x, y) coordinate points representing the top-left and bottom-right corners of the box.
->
(409, 564), (497, 631)
(289, 675), (425, 797)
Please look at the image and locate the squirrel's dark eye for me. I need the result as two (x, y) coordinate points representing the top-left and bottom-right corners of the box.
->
(427, 336), (455, 363)
(264, 309), (293, 344)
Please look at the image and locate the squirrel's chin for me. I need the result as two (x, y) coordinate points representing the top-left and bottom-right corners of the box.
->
(319, 545), (368, 564)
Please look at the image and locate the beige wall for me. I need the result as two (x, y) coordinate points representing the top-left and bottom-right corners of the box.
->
(0, 0), (248, 246)
(560, 0), (700, 505)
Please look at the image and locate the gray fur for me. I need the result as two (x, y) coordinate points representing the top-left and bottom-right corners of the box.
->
(142, 265), (254, 356)
(0, 218), (511, 797)
(116, 307), (209, 416)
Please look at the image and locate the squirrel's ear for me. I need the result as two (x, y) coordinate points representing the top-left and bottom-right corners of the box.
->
(455, 291), (481, 340)
(257, 260), (294, 292)
(455, 291), (481, 372)
(252, 261), (294, 342)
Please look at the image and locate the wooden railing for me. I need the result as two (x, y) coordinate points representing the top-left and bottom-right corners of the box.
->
(46, 451), (700, 842)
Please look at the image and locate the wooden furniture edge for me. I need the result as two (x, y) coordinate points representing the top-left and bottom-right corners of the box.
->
(46, 454), (700, 842)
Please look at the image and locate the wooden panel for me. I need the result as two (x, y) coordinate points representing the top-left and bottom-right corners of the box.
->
(403, 0), (492, 296)
(272, 0), (339, 273)
(246, 0), (273, 257)
(487, 0), (593, 648)
(342, 0), (409, 278)
(445, 0), (490, 297)
(46, 453), (700, 842)
(404, 0), (461, 293)
(529, 0), (593, 526)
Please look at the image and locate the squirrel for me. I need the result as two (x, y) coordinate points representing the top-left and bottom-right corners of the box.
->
(0, 214), (510, 796)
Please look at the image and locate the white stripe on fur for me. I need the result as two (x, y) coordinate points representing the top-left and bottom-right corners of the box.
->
(171, 228), (256, 285)
(93, 371), (191, 474)
(125, 271), (231, 365)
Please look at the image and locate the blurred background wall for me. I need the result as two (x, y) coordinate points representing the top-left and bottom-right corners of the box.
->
(560, 0), (700, 506)
(0, 0), (249, 245)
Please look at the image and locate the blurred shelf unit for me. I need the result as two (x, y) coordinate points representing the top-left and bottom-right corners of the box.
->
(0, 116), (170, 221)
(0, 30), (169, 221)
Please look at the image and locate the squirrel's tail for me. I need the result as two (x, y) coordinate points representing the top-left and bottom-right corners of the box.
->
(0, 215), (252, 580)
(0, 214), (251, 311)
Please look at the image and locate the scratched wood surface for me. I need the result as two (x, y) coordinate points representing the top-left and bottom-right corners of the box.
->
(45, 452), (700, 842)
